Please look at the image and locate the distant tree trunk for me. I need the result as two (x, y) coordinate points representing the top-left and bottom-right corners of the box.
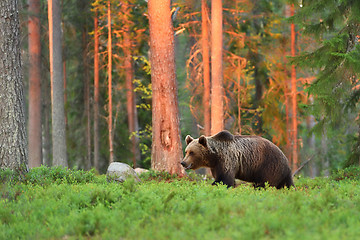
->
(321, 128), (329, 176)
(149, 0), (185, 175)
(93, 10), (100, 170)
(210, 0), (224, 135)
(290, 4), (298, 171)
(28, 0), (42, 168)
(42, 67), (51, 166)
(48, 0), (68, 167)
(202, 0), (211, 136)
(107, 0), (114, 164)
(0, 0), (28, 170)
(82, 28), (91, 170)
(123, 2), (141, 168)
(306, 111), (317, 177)
(237, 60), (242, 134)
(63, 60), (67, 127)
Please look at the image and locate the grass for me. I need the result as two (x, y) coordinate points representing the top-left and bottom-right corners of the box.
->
(1, 166), (360, 239)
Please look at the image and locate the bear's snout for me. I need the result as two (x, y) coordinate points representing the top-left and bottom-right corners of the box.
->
(180, 161), (192, 170)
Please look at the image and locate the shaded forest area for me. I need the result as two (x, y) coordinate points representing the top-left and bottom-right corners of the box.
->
(18, 0), (360, 175)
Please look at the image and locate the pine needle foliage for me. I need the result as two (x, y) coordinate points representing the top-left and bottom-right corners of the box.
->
(291, 0), (360, 165)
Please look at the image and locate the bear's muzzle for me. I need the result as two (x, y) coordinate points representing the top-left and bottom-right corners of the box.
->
(180, 161), (192, 170)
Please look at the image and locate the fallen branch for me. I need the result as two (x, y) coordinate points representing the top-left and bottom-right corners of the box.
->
(293, 155), (315, 177)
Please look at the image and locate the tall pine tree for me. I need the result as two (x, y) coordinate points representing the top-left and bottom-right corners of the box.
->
(292, 0), (360, 166)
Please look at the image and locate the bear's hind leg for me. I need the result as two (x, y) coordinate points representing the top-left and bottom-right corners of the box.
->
(276, 174), (294, 189)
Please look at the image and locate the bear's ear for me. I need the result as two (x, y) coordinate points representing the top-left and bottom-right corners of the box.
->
(185, 135), (194, 145)
(198, 135), (208, 148)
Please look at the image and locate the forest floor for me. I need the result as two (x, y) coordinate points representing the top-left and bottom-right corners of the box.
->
(1, 166), (360, 239)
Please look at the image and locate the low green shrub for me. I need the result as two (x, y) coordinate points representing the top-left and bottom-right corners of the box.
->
(0, 166), (104, 186)
(331, 166), (360, 181)
(1, 167), (360, 239)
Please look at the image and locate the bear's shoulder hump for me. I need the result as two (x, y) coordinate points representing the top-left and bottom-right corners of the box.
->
(212, 130), (234, 141)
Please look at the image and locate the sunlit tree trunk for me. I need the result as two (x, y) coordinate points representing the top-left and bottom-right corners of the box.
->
(48, 0), (68, 167)
(202, 0), (211, 136)
(0, 0), (28, 170)
(290, 4), (298, 171)
(28, 0), (42, 168)
(123, 2), (141, 168)
(107, 0), (114, 164)
(149, 0), (185, 175)
(210, 0), (224, 135)
(93, 10), (100, 170)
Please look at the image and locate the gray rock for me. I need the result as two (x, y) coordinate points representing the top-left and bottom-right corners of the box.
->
(134, 167), (149, 175)
(106, 162), (141, 183)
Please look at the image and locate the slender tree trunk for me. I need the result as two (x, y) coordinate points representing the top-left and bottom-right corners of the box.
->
(237, 60), (242, 134)
(42, 66), (51, 166)
(93, 10), (100, 170)
(149, 0), (185, 175)
(28, 0), (42, 168)
(48, 0), (68, 167)
(107, 0), (114, 164)
(63, 60), (67, 126)
(306, 110), (316, 177)
(123, 2), (141, 168)
(290, 4), (298, 171)
(210, 0), (224, 135)
(202, 0), (211, 136)
(321, 128), (329, 176)
(0, 0), (28, 170)
(82, 28), (91, 170)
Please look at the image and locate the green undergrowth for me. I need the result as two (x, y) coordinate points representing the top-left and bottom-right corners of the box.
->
(1, 166), (360, 239)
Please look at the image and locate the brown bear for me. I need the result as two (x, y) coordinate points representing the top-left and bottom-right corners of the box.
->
(181, 130), (294, 189)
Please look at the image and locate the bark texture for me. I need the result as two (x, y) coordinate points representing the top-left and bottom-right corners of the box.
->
(290, 4), (298, 171)
(210, 0), (224, 135)
(149, 0), (185, 175)
(107, 0), (114, 164)
(28, 0), (42, 168)
(48, 0), (68, 166)
(123, 2), (141, 167)
(93, 11), (100, 170)
(82, 29), (91, 170)
(202, 0), (211, 136)
(0, 0), (28, 169)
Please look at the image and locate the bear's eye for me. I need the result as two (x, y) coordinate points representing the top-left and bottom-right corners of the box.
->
(189, 151), (194, 155)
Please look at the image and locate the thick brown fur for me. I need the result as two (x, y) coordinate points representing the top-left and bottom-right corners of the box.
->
(181, 130), (294, 189)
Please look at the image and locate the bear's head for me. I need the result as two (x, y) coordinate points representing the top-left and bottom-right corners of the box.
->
(180, 135), (210, 170)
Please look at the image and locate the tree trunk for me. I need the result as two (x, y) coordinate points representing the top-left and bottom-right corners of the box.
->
(82, 28), (91, 170)
(93, 10), (100, 170)
(290, 4), (298, 171)
(321, 128), (329, 176)
(107, 0), (114, 164)
(63, 60), (67, 127)
(306, 110), (317, 177)
(123, 2), (141, 168)
(48, 0), (68, 167)
(210, 0), (224, 135)
(0, 0), (28, 170)
(42, 64), (51, 166)
(149, 0), (185, 175)
(28, 0), (42, 168)
(202, 0), (211, 136)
